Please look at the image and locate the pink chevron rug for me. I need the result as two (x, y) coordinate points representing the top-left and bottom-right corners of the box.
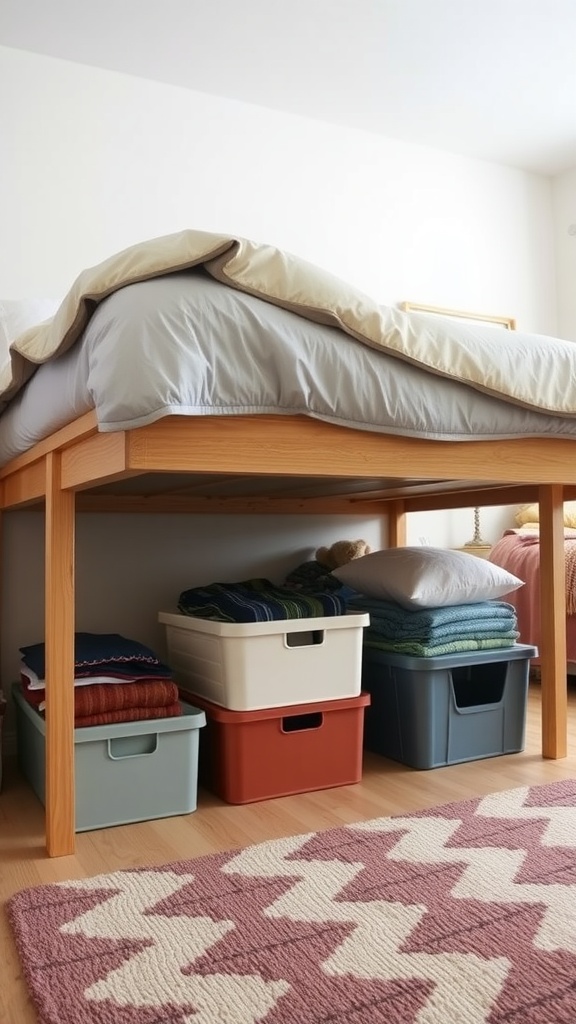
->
(7, 779), (576, 1024)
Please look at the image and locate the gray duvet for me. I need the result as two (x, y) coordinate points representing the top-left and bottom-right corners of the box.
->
(1, 271), (575, 467)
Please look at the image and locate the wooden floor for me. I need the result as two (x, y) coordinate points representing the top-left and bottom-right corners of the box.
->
(2, 680), (576, 1024)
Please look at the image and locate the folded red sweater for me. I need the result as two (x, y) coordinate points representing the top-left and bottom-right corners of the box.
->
(74, 703), (183, 727)
(21, 676), (180, 717)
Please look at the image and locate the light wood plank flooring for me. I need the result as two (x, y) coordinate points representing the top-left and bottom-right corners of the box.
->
(2, 680), (576, 1024)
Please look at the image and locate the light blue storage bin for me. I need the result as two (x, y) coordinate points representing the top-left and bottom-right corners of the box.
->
(361, 644), (537, 769)
(12, 683), (206, 831)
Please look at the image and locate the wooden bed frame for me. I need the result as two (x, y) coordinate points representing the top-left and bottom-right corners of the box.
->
(1, 408), (573, 857)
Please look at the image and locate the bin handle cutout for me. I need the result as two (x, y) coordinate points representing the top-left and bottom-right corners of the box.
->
(107, 734), (159, 760)
(285, 629), (324, 648)
(281, 711), (323, 733)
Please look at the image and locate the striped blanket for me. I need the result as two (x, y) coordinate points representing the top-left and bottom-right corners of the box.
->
(178, 578), (347, 622)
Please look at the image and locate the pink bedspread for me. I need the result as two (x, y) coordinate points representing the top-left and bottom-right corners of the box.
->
(489, 530), (576, 664)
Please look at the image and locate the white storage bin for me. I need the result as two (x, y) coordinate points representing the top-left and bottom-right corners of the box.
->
(158, 611), (370, 711)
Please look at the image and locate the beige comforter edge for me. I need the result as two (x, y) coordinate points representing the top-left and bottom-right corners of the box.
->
(3, 228), (576, 418)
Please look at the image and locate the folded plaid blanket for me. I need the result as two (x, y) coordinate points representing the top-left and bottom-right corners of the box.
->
(178, 578), (347, 622)
(364, 634), (520, 657)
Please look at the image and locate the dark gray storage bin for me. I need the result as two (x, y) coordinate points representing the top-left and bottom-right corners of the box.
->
(361, 644), (537, 769)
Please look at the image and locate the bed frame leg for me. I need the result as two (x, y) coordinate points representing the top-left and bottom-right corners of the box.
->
(538, 484), (568, 759)
(387, 500), (406, 548)
(44, 452), (76, 856)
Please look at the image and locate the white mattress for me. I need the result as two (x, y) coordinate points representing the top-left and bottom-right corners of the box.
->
(1, 270), (576, 467)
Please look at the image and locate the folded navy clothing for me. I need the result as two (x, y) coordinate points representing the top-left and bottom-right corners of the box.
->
(284, 560), (345, 592)
(178, 577), (347, 622)
(20, 632), (172, 679)
(69, 661), (173, 680)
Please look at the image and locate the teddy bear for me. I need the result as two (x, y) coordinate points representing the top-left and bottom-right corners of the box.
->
(315, 539), (371, 570)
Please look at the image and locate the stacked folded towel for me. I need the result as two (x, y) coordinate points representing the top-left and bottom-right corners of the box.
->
(347, 597), (519, 657)
(178, 577), (347, 622)
(20, 633), (181, 727)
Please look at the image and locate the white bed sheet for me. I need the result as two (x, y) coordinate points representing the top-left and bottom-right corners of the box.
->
(2, 270), (576, 468)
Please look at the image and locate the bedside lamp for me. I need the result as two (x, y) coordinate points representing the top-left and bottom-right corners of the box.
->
(461, 506), (492, 559)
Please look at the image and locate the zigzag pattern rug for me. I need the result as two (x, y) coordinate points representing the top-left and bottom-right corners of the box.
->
(7, 779), (576, 1024)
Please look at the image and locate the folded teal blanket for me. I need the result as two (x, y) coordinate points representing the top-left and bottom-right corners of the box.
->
(364, 635), (520, 657)
(364, 615), (517, 643)
(368, 618), (518, 643)
(178, 578), (347, 622)
(344, 593), (516, 638)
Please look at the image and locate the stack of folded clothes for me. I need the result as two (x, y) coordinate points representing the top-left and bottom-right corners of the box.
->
(178, 577), (347, 622)
(19, 632), (181, 727)
(347, 597), (519, 657)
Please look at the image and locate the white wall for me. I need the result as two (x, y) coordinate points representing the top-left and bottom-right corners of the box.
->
(552, 168), (576, 340)
(0, 46), (558, 690)
(0, 47), (556, 326)
(2, 513), (386, 682)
